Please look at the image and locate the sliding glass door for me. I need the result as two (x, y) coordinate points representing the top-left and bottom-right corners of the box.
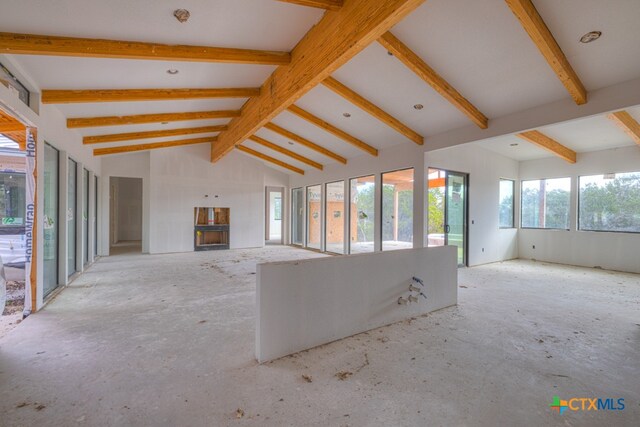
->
(291, 188), (304, 246)
(43, 144), (59, 296)
(306, 185), (321, 250)
(67, 158), (77, 277)
(325, 181), (345, 254)
(428, 168), (468, 267)
(382, 168), (414, 251)
(83, 168), (89, 266)
(349, 176), (375, 254)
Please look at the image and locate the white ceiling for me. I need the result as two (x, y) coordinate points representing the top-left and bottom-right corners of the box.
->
(477, 105), (640, 161)
(1, 0), (639, 173)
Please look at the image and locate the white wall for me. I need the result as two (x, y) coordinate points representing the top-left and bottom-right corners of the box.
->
(426, 144), (520, 266)
(256, 246), (458, 362)
(518, 145), (640, 273)
(142, 145), (289, 253)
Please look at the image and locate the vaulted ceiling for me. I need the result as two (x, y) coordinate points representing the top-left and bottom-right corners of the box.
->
(1, 0), (639, 173)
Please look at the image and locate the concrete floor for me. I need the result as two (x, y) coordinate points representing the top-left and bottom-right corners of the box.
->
(0, 247), (638, 426)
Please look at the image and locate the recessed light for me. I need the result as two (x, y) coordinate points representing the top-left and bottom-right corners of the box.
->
(167, 69), (179, 75)
(580, 31), (602, 43)
(343, 112), (351, 118)
(413, 104), (424, 110)
(288, 141), (294, 145)
(174, 9), (190, 23)
(510, 143), (519, 147)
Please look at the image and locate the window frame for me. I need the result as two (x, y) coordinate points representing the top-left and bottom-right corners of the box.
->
(520, 177), (572, 231)
(324, 180), (345, 255)
(305, 184), (323, 251)
(498, 178), (515, 229)
(348, 174), (376, 255)
(381, 167), (415, 251)
(577, 171), (640, 234)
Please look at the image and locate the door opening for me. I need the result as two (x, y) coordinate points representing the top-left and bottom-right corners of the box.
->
(265, 187), (283, 245)
(109, 177), (142, 255)
(428, 168), (468, 267)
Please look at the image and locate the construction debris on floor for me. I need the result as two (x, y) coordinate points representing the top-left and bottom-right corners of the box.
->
(0, 247), (638, 426)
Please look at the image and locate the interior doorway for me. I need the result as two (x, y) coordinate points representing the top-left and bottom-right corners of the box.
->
(428, 168), (468, 267)
(109, 177), (142, 255)
(265, 187), (283, 245)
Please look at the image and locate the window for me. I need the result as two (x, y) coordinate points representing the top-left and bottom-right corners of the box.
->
(349, 175), (375, 254)
(499, 179), (515, 228)
(521, 178), (571, 229)
(382, 168), (414, 251)
(325, 181), (344, 254)
(0, 62), (30, 106)
(579, 172), (640, 233)
(306, 185), (321, 250)
(291, 188), (304, 246)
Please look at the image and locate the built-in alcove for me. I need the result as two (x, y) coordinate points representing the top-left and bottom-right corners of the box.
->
(194, 207), (230, 251)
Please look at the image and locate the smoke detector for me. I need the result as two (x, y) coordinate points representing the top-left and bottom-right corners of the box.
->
(174, 9), (191, 23)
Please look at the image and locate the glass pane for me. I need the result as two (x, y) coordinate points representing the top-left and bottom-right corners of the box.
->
(349, 176), (375, 254)
(94, 176), (98, 256)
(579, 172), (640, 232)
(43, 144), (59, 296)
(382, 169), (413, 251)
(68, 159), (77, 277)
(521, 178), (571, 229)
(306, 185), (321, 250)
(447, 173), (466, 266)
(83, 169), (89, 265)
(0, 172), (26, 227)
(499, 179), (515, 228)
(325, 181), (344, 254)
(291, 188), (304, 245)
(268, 191), (282, 241)
(427, 168), (446, 247)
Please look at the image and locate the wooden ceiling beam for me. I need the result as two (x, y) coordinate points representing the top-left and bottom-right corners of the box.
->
(68, 110), (240, 128)
(276, 0), (343, 10)
(0, 32), (290, 65)
(236, 145), (305, 175)
(378, 32), (488, 129)
(287, 104), (378, 156)
(322, 77), (423, 145)
(608, 111), (640, 146)
(94, 137), (216, 156)
(249, 135), (323, 170)
(505, 0), (587, 105)
(84, 125), (227, 145)
(42, 88), (260, 104)
(264, 122), (347, 164)
(211, 0), (426, 163)
(517, 130), (576, 163)
(0, 123), (26, 132)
